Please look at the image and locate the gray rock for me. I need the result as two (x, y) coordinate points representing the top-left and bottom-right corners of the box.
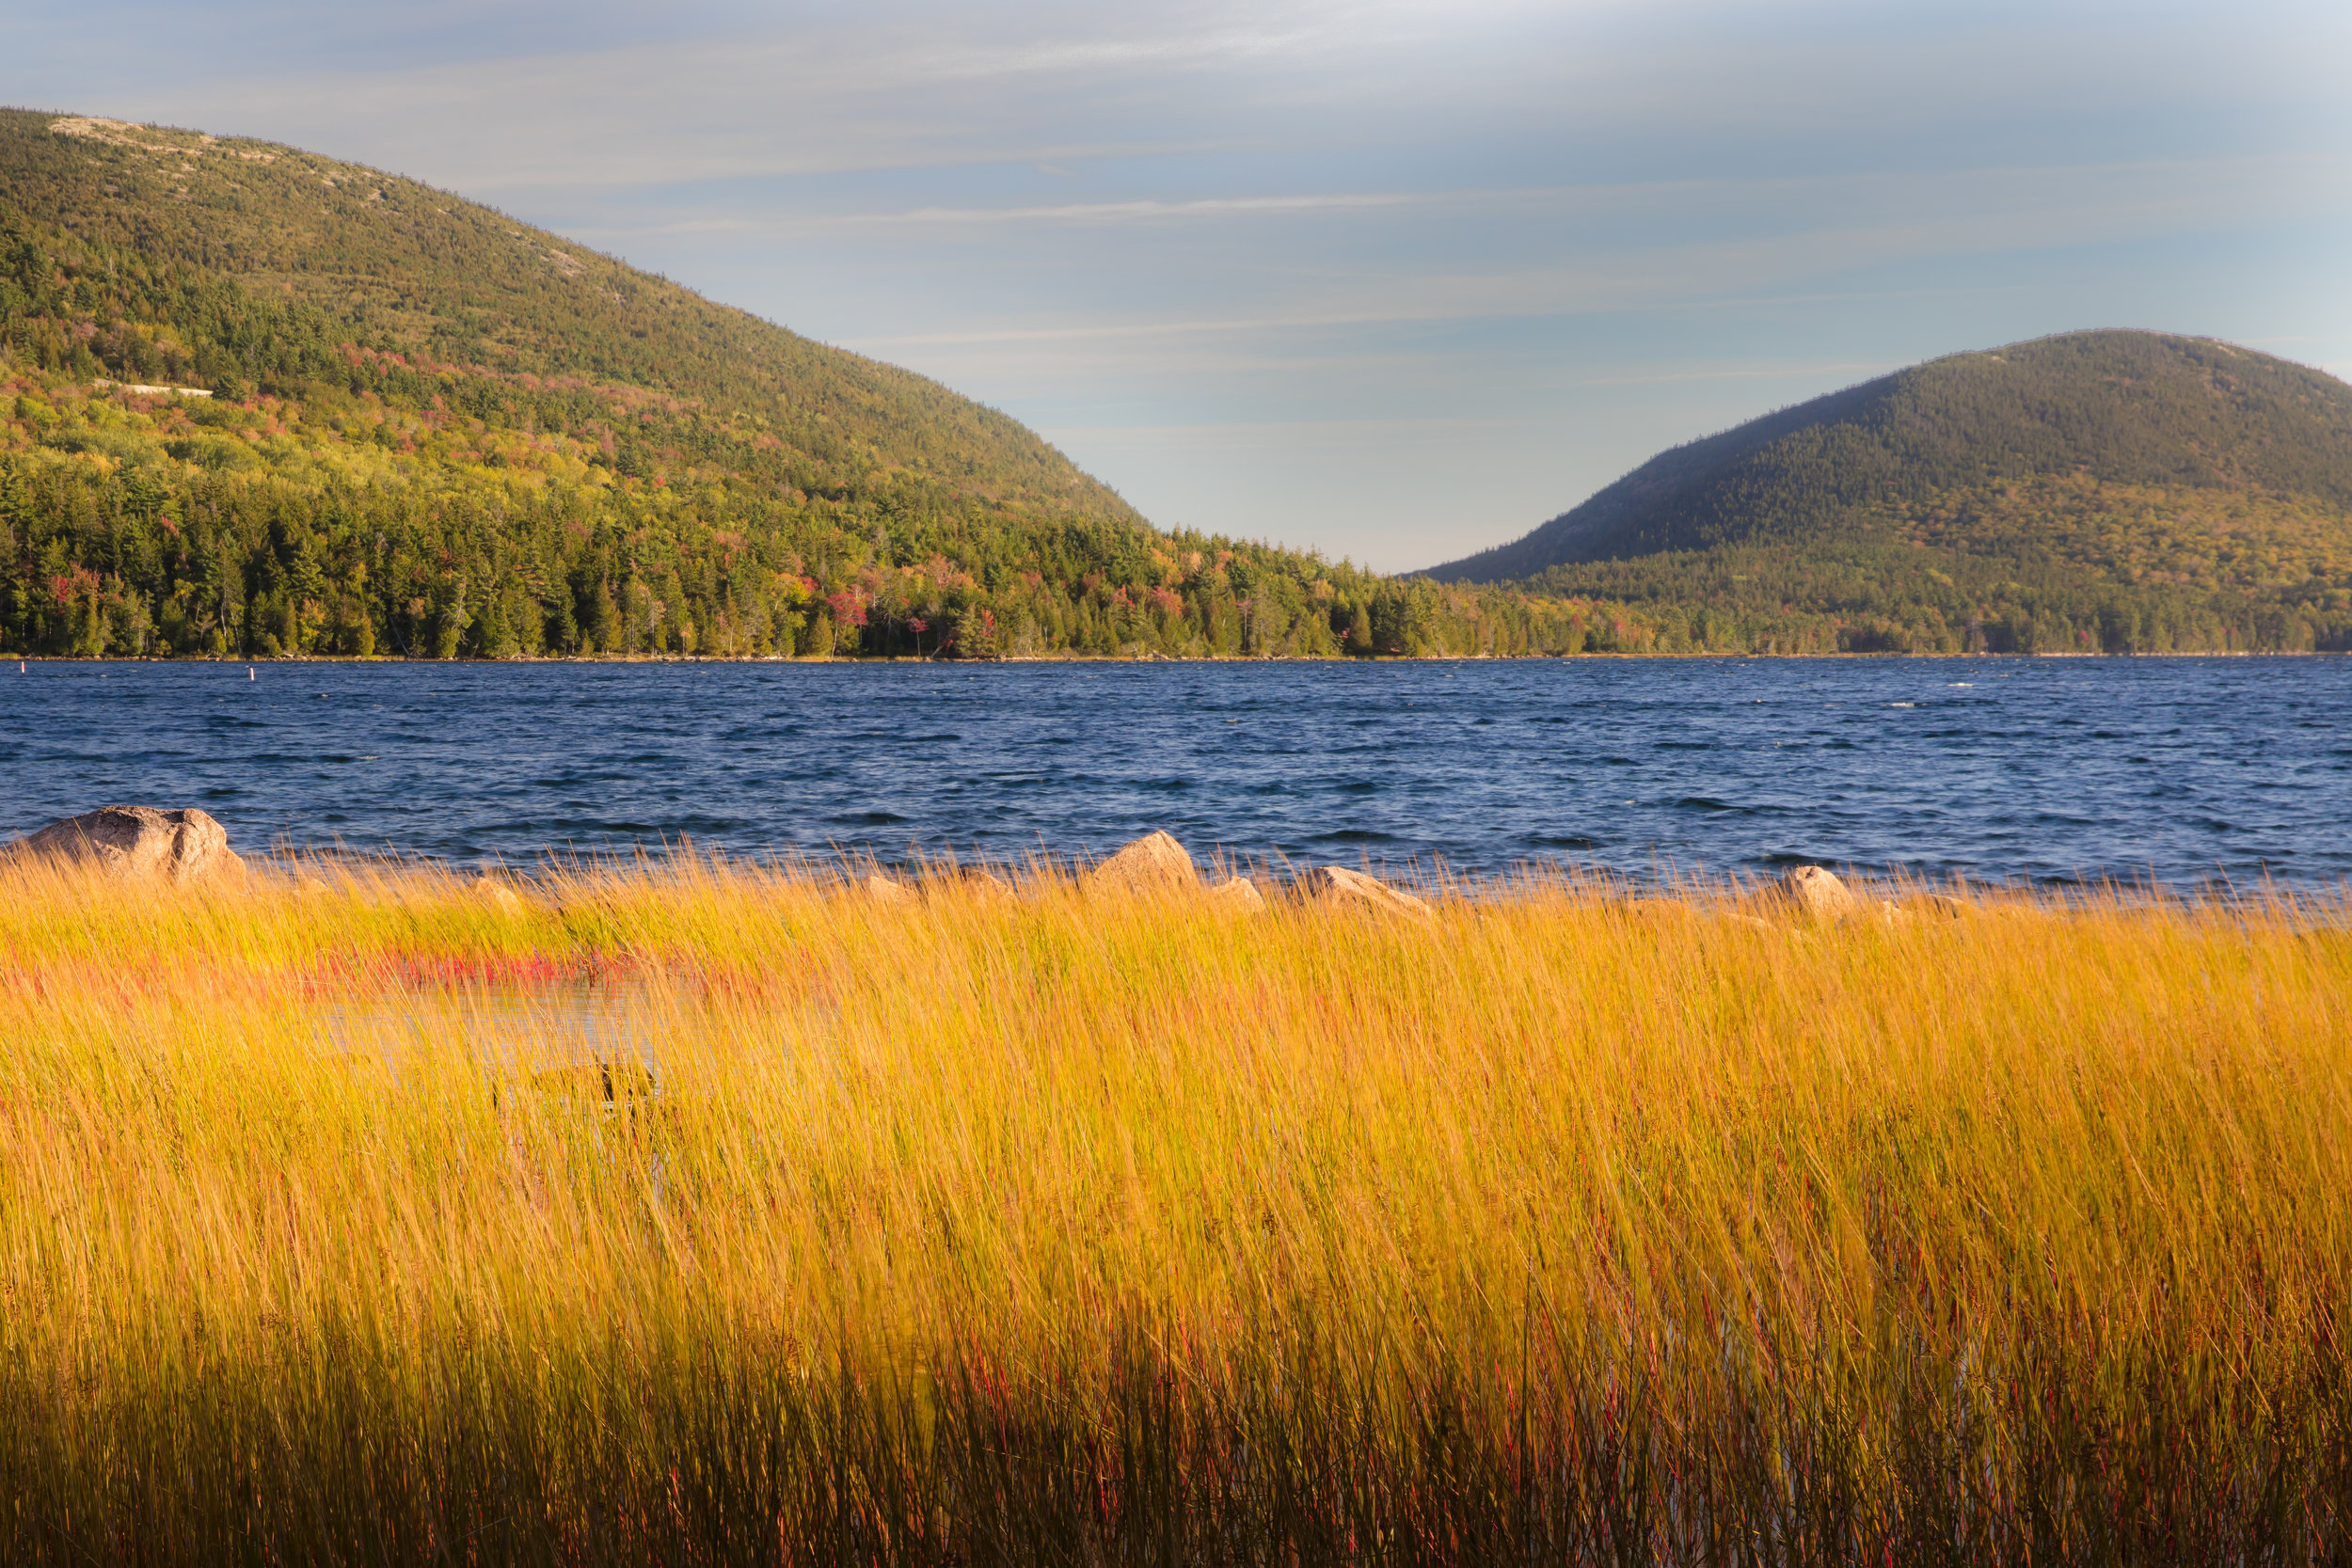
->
(7, 804), (244, 883)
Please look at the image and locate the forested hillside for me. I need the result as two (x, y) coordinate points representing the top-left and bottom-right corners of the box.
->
(0, 109), (1597, 659)
(11, 111), (2345, 660)
(1430, 331), (2352, 653)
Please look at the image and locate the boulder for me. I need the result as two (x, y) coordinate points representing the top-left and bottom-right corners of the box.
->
(1083, 831), (1200, 894)
(856, 872), (913, 905)
(1772, 864), (1859, 922)
(1295, 864), (1432, 917)
(1208, 876), (1266, 911)
(470, 877), (527, 914)
(6, 804), (244, 883)
(1874, 893), (1969, 926)
(930, 866), (1017, 902)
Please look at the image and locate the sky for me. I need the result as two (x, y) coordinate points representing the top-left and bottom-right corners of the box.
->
(7, 0), (2350, 571)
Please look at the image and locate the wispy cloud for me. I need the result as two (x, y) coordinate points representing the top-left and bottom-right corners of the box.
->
(825, 192), (1425, 227)
(811, 153), (2347, 360)
(6, 0), (2347, 568)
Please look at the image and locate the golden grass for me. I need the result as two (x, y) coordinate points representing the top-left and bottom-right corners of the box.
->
(1, 854), (2346, 1564)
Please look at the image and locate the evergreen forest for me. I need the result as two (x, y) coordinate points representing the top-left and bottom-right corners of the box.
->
(7, 108), (2352, 659)
(1431, 330), (2352, 653)
(0, 109), (1589, 660)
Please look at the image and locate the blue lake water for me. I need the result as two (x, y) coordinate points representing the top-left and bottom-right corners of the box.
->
(3, 657), (2346, 888)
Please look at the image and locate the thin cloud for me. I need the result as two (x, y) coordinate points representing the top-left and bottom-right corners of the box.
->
(825, 192), (1422, 227)
(9, 0), (2347, 568)
(599, 151), (2345, 249)
(827, 151), (2344, 357)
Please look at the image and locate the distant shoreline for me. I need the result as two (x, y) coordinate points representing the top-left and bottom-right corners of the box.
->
(7, 648), (2337, 666)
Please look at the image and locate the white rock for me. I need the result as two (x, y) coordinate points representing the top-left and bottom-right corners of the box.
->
(1773, 864), (1859, 922)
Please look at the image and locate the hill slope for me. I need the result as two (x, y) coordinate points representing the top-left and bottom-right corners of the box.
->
(5, 110), (1132, 518)
(1, 109), (1580, 659)
(1428, 332), (2352, 652)
(10, 116), (2344, 661)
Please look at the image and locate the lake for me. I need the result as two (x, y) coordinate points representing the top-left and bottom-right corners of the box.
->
(5, 657), (2346, 888)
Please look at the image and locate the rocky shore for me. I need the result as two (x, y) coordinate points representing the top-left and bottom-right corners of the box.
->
(5, 805), (1961, 927)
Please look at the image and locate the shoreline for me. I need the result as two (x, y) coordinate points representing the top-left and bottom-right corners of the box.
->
(4, 647), (2334, 665)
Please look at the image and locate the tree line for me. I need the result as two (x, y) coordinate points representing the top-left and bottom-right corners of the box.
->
(0, 392), (1610, 660)
(8, 373), (2347, 660)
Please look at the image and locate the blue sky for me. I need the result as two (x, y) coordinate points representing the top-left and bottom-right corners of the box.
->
(8, 0), (2349, 569)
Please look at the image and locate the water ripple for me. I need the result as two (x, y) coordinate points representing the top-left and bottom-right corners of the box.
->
(3, 657), (2346, 886)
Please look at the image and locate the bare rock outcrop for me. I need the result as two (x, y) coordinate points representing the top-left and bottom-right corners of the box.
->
(6, 805), (244, 882)
(1084, 831), (1200, 894)
(1295, 864), (1432, 918)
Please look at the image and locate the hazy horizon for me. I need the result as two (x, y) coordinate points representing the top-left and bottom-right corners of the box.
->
(8, 0), (2348, 570)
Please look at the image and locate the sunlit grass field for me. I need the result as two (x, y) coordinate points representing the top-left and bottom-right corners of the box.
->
(2, 854), (2346, 1564)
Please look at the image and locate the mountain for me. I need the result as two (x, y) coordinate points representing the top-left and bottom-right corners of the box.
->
(0, 109), (1574, 659)
(1427, 331), (2352, 653)
(5, 112), (1136, 516)
(11, 116), (2344, 661)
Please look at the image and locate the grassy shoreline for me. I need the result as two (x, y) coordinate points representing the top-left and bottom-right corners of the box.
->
(8, 647), (2344, 665)
(4, 857), (2346, 1563)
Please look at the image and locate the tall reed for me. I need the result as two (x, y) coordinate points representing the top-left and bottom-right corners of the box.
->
(1, 854), (2344, 1564)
